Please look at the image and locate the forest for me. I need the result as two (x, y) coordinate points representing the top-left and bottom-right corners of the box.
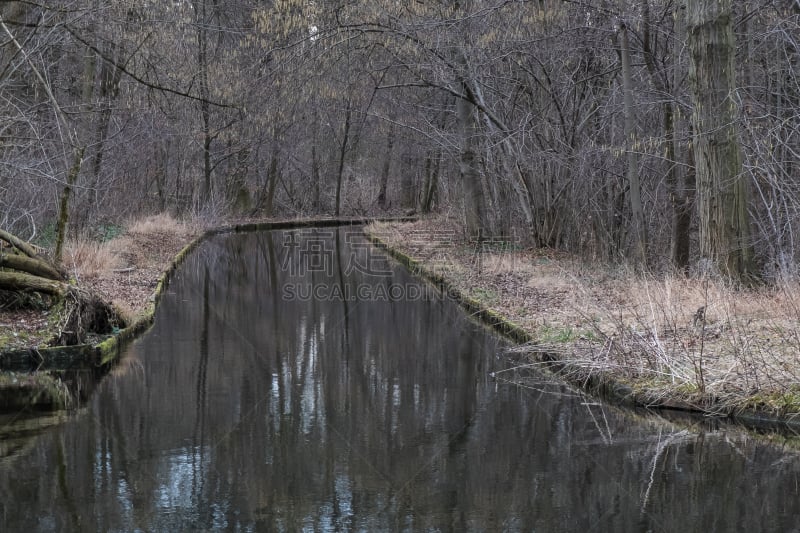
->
(0, 0), (798, 282)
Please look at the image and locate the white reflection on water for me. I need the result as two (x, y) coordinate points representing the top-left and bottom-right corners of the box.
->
(155, 446), (210, 516)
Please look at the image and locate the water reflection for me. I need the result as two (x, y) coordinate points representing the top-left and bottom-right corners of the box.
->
(1, 228), (799, 531)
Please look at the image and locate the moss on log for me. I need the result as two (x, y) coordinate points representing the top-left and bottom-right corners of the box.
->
(0, 252), (64, 281)
(0, 271), (67, 296)
(0, 228), (41, 258)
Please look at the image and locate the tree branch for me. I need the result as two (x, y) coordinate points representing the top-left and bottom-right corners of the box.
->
(64, 24), (238, 110)
(377, 81), (510, 133)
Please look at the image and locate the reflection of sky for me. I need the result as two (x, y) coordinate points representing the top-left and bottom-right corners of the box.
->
(155, 446), (210, 517)
(307, 472), (354, 532)
(300, 314), (319, 436)
(392, 380), (400, 435)
(115, 478), (134, 528)
(268, 310), (328, 443)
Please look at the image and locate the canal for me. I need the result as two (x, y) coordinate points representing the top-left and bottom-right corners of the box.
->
(1, 228), (798, 531)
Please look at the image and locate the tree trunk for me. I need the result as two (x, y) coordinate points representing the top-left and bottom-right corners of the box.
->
(400, 153), (416, 210)
(669, 103), (694, 272)
(310, 107), (322, 211)
(456, 50), (487, 240)
(0, 272), (66, 296)
(422, 101), (447, 214)
(55, 22), (96, 263)
(377, 114), (395, 209)
(0, 253), (63, 281)
(0, 229), (67, 295)
(311, 142), (321, 211)
(265, 145), (280, 216)
(196, 0), (213, 204)
(0, 228), (40, 259)
(642, 1), (692, 271)
(457, 85), (485, 240)
(687, 0), (754, 280)
(620, 22), (647, 265)
(421, 150), (439, 214)
(54, 146), (86, 265)
(669, 6), (693, 272)
(334, 100), (352, 217)
(88, 41), (124, 208)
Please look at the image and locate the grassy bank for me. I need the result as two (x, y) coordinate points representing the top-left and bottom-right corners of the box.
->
(0, 214), (201, 407)
(365, 218), (800, 425)
(0, 213), (200, 354)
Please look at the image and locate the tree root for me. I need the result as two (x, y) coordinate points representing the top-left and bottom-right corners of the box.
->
(51, 287), (126, 346)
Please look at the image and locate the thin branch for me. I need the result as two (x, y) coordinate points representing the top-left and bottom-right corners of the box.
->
(0, 13), (76, 148)
(64, 24), (238, 110)
(377, 80), (510, 133)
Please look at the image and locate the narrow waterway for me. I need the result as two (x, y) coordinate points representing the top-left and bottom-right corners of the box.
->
(1, 228), (799, 531)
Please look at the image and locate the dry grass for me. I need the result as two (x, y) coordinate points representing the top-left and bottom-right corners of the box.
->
(63, 213), (194, 280)
(63, 240), (123, 280)
(570, 276), (800, 401)
(126, 212), (195, 237)
(63, 212), (200, 320)
(367, 218), (800, 416)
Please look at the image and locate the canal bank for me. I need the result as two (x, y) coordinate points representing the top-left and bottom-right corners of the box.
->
(365, 218), (800, 431)
(4, 214), (800, 430)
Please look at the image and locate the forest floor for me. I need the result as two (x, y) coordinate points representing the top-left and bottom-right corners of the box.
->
(0, 214), (200, 352)
(366, 218), (800, 422)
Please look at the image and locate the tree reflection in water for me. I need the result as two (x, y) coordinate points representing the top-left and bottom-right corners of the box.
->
(1, 228), (799, 531)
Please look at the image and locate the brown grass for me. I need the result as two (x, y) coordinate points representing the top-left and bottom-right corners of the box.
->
(63, 240), (122, 280)
(94, 213), (200, 315)
(62, 213), (194, 280)
(126, 212), (194, 237)
(570, 276), (800, 401)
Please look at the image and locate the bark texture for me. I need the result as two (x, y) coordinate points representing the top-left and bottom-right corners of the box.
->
(687, 0), (754, 279)
(0, 271), (66, 296)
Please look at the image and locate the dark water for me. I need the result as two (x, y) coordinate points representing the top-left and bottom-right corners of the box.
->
(1, 228), (799, 532)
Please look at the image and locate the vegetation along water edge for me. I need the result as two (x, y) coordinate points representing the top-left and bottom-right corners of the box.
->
(365, 219), (800, 432)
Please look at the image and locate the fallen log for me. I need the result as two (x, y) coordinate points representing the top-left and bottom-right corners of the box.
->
(1, 228), (124, 346)
(0, 252), (64, 281)
(0, 271), (67, 296)
(0, 228), (43, 259)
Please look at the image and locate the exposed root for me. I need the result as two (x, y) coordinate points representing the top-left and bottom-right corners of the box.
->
(51, 287), (126, 346)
